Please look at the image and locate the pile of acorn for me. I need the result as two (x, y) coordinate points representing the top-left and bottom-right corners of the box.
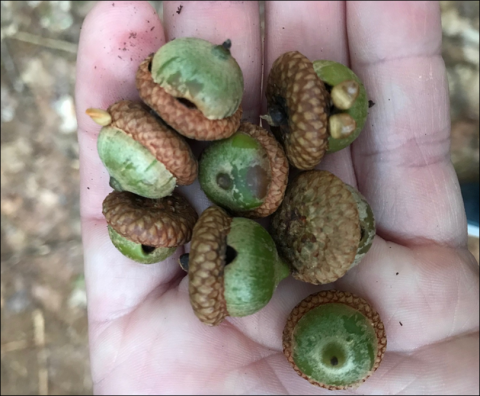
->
(87, 38), (386, 390)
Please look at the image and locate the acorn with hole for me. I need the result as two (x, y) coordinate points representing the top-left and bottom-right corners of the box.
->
(102, 190), (198, 264)
(86, 100), (197, 199)
(283, 290), (387, 390)
(185, 206), (291, 326)
(136, 37), (245, 141)
(198, 122), (289, 218)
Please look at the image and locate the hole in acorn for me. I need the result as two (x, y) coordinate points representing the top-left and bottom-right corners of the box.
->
(225, 245), (237, 266)
(142, 245), (156, 254)
(179, 253), (189, 272)
(269, 95), (288, 126)
(216, 173), (232, 190)
(330, 356), (339, 366)
(176, 97), (197, 109)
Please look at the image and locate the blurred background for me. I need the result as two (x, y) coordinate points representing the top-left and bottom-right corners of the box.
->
(1, 1), (478, 394)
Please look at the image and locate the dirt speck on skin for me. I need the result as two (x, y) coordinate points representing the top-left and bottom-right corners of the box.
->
(129, 32), (137, 39)
(368, 100), (375, 108)
(176, 5), (183, 14)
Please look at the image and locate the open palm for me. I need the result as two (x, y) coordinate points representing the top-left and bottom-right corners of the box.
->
(75, 1), (479, 394)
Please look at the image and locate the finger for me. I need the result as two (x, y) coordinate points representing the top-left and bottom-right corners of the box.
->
(75, 1), (183, 323)
(337, 239), (480, 352)
(347, 1), (467, 247)
(163, 1), (262, 124)
(263, 1), (357, 186)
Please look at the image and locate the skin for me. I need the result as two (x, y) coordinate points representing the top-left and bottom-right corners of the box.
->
(76, 2), (479, 395)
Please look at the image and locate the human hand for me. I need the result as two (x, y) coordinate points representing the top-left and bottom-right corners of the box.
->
(75, 1), (479, 394)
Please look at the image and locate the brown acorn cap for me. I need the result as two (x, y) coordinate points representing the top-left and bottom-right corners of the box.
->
(265, 51), (330, 170)
(136, 55), (242, 141)
(271, 170), (360, 284)
(188, 206), (232, 326)
(233, 122), (289, 218)
(106, 100), (198, 185)
(283, 290), (387, 390)
(103, 191), (198, 248)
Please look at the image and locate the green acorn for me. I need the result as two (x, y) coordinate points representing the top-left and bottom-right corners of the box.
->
(87, 100), (197, 199)
(102, 191), (198, 264)
(283, 290), (387, 390)
(199, 122), (288, 218)
(187, 206), (290, 326)
(136, 38), (245, 141)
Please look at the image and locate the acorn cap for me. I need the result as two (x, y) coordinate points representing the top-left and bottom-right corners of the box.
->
(313, 60), (368, 153)
(265, 51), (330, 170)
(188, 206), (232, 326)
(271, 170), (362, 284)
(151, 37), (244, 120)
(234, 122), (289, 218)
(136, 55), (242, 141)
(107, 100), (197, 185)
(103, 191), (198, 248)
(283, 290), (387, 390)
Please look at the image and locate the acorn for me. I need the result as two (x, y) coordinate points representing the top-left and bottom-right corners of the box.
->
(271, 170), (375, 284)
(87, 100), (197, 199)
(102, 191), (198, 264)
(136, 37), (244, 141)
(283, 290), (387, 390)
(187, 206), (291, 326)
(198, 122), (289, 218)
(263, 51), (368, 169)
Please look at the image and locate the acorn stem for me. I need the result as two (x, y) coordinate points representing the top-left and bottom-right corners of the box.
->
(86, 107), (112, 126)
(222, 39), (232, 51)
(260, 113), (277, 126)
(179, 253), (189, 272)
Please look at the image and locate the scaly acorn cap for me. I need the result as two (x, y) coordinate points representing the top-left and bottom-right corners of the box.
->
(271, 170), (375, 284)
(136, 55), (242, 141)
(264, 51), (330, 170)
(188, 206), (232, 326)
(103, 191), (198, 248)
(283, 290), (387, 390)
